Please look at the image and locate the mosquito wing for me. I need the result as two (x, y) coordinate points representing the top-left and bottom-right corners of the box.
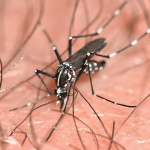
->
(65, 38), (107, 71)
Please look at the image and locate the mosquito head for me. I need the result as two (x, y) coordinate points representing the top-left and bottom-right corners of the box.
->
(55, 62), (76, 87)
(55, 87), (68, 99)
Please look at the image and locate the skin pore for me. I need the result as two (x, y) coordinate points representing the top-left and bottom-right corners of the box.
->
(0, 0), (150, 149)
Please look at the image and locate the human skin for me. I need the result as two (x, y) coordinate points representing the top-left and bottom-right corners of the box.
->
(0, 0), (150, 149)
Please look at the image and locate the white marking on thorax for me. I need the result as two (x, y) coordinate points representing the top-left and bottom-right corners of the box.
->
(57, 67), (64, 86)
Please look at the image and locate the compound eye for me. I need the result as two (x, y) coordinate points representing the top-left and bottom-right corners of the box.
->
(59, 87), (67, 93)
(56, 87), (67, 95)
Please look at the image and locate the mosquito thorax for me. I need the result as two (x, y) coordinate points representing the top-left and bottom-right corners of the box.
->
(55, 62), (76, 87)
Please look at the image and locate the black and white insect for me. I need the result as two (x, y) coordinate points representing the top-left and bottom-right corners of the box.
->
(33, 0), (150, 141)
(35, 38), (107, 110)
(3, 0), (150, 149)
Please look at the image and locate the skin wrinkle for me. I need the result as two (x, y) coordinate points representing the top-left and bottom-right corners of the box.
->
(0, 0), (150, 150)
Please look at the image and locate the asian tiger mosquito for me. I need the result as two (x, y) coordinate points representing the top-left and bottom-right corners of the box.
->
(2, 0), (150, 149)
(33, 0), (150, 142)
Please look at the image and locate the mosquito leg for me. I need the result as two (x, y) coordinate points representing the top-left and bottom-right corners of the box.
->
(87, 62), (136, 108)
(69, 0), (150, 59)
(38, 22), (63, 64)
(69, 37), (72, 57)
(53, 46), (63, 64)
(39, 0), (83, 63)
(75, 53), (91, 82)
(35, 69), (55, 79)
(69, 0), (130, 41)
(46, 83), (72, 141)
(77, 89), (111, 138)
(94, 28), (150, 59)
(35, 70), (52, 95)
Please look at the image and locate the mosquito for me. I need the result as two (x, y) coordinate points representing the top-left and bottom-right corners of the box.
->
(34, 0), (150, 141)
(5, 0), (150, 148)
